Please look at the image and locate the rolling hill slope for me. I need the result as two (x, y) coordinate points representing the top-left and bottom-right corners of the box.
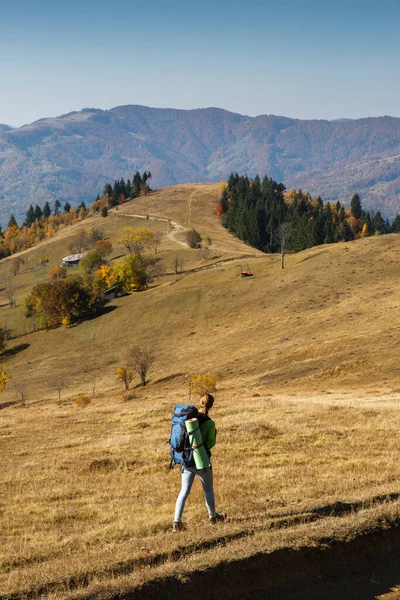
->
(2, 183), (400, 599)
(1, 106), (400, 223)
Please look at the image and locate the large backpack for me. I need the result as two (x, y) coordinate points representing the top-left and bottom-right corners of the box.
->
(169, 404), (199, 469)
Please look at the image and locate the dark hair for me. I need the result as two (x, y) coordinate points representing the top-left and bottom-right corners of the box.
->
(198, 393), (214, 416)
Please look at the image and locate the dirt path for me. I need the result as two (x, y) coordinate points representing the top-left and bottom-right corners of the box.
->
(116, 211), (188, 248)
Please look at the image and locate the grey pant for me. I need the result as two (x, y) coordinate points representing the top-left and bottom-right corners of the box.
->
(174, 465), (216, 522)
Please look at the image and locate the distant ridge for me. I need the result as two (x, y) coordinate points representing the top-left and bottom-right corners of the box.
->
(0, 105), (400, 222)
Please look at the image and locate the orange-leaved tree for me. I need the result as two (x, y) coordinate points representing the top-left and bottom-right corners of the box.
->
(48, 265), (67, 280)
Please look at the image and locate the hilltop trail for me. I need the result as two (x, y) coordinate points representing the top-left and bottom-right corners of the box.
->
(118, 211), (188, 248)
(117, 188), (259, 255)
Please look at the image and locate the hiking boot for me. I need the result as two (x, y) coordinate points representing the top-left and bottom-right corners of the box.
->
(172, 521), (185, 533)
(210, 512), (227, 524)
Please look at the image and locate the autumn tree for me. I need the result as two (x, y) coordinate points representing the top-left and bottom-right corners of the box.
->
(95, 264), (120, 289)
(129, 345), (155, 386)
(117, 227), (154, 254)
(93, 239), (113, 258)
(116, 367), (134, 390)
(80, 250), (104, 275)
(48, 265), (67, 280)
(114, 254), (149, 291)
(0, 364), (10, 391)
(189, 373), (217, 400)
(10, 257), (24, 276)
(69, 229), (89, 253)
(24, 279), (91, 328)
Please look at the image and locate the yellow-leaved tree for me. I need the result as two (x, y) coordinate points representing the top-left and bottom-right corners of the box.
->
(189, 373), (217, 400)
(116, 367), (134, 390)
(95, 265), (120, 288)
(117, 227), (154, 255)
(0, 364), (10, 392)
(114, 254), (149, 291)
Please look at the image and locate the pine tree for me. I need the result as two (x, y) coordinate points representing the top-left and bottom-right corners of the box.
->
(64, 202), (71, 213)
(372, 210), (385, 234)
(54, 199), (61, 214)
(103, 183), (112, 197)
(350, 194), (362, 219)
(43, 201), (51, 219)
(392, 214), (400, 233)
(34, 205), (43, 221)
(25, 204), (35, 227)
(8, 214), (18, 228)
(340, 220), (354, 242)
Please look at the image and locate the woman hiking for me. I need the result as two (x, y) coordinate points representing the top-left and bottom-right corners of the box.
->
(173, 393), (227, 532)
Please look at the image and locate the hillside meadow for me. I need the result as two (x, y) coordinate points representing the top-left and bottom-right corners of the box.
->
(2, 184), (400, 598)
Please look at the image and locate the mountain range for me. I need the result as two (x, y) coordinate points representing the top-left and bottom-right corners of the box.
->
(1, 105), (400, 224)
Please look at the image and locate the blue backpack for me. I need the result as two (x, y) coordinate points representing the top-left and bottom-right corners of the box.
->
(169, 404), (199, 469)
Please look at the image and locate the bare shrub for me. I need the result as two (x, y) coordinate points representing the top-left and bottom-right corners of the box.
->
(129, 346), (155, 386)
(49, 376), (66, 400)
(14, 382), (27, 406)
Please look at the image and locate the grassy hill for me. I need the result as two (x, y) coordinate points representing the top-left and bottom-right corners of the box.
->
(2, 183), (400, 599)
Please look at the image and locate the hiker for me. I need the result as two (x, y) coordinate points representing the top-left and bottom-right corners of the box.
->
(172, 393), (226, 532)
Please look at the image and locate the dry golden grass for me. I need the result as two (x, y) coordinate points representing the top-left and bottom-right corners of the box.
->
(2, 183), (400, 598)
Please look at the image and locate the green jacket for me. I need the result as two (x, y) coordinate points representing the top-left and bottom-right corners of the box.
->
(199, 418), (216, 455)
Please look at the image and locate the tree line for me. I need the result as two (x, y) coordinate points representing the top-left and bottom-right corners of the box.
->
(218, 174), (400, 253)
(0, 200), (89, 259)
(91, 171), (152, 214)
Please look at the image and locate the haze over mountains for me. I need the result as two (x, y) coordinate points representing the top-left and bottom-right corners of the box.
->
(1, 105), (400, 223)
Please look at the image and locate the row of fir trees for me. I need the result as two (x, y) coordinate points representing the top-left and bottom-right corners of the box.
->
(91, 171), (152, 213)
(218, 173), (400, 253)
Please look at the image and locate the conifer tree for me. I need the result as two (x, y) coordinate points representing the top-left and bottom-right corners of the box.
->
(7, 214), (17, 228)
(25, 204), (35, 227)
(350, 194), (362, 219)
(43, 201), (51, 220)
(34, 205), (43, 221)
(392, 214), (400, 233)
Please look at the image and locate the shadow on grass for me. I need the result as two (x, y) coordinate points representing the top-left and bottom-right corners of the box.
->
(266, 492), (400, 521)
(154, 372), (186, 385)
(2, 342), (30, 357)
(84, 305), (118, 321)
(0, 400), (18, 411)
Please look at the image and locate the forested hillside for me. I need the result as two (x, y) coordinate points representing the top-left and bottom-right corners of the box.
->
(220, 174), (399, 254)
(1, 106), (400, 223)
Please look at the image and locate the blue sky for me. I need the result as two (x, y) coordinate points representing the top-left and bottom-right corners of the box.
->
(1, 0), (400, 126)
